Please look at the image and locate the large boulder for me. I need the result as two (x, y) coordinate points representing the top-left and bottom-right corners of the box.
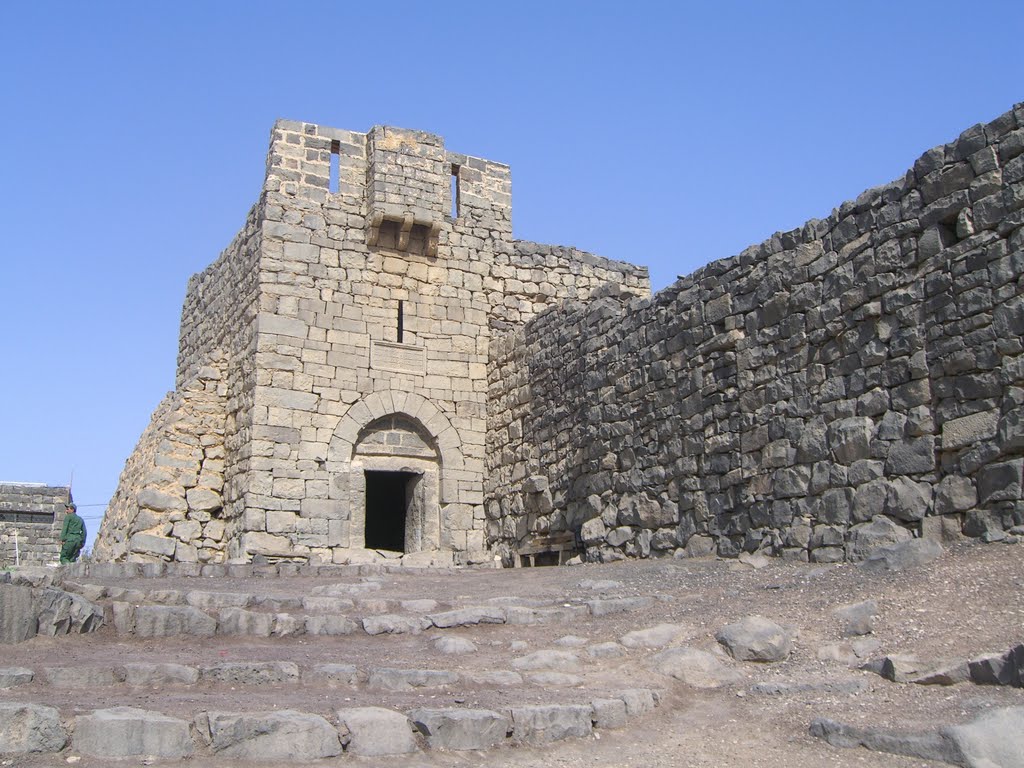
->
(74, 707), (192, 759)
(35, 588), (104, 636)
(715, 615), (795, 662)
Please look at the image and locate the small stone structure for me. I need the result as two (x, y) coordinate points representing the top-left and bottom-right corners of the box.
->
(96, 103), (1024, 566)
(0, 484), (71, 566)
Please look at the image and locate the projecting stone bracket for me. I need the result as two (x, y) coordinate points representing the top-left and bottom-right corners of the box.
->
(367, 205), (441, 257)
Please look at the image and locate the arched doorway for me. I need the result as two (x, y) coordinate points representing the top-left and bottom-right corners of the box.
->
(349, 414), (441, 553)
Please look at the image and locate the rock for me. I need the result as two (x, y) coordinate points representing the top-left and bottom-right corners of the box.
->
(830, 417), (873, 463)
(304, 615), (358, 635)
(878, 654), (933, 683)
(833, 600), (878, 636)
(910, 660), (970, 686)
(74, 707), (193, 759)
(363, 614), (432, 635)
(461, 670), (524, 686)
(934, 475), (977, 514)
(200, 662), (300, 686)
(619, 623), (688, 649)
(217, 607), (273, 636)
(204, 710), (342, 759)
(427, 606), (506, 627)
(527, 671), (584, 686)
(810, 706), (1024, 768)
(751, 679), (869, 696)
(433, 636), (477, 654)
(512, 650), (580, 671)
(817, 638), (881, 665)
(0, 667), (33, 688)
(618, 688), (659, 715)
(304, 663), (360, 687)
(186, 590), (251, 610)
(0, 584), (37, 644)
(367, 668), (459, 692)
(554, 635), (589, 647)
(35, 588), (104, 636)
(588, 641), (626, 659)
(122, 663), (199, 687)
(577, 578), (623, 591)
(586, 596), (653, 616)
(943, 705), (1024, 767)
(505, 605), (586, 624)
(715, 616), (795, 662)
(969, 644), (1023, 686)
(409, 708), (510, 750)
(846, 515), (913, 561)
(510, 704), (593, 744)
(0, 702), (66, 753)
(129, 532), (177, 558)
(884, 477), (933, 522)
(737, 551), (771, 569)
(581, 517), (607, 544)
(860, 538), (943, 572)
(649, 647), (742, 688)
(133, 605), (216, 637)
(42, 666), (118, 687)
(400, 598), (438, 612)
(684, 535), (716, 557)
(590, 698), (628, 729)
(302, 595), (356, 613)
(336, 707), (418, 756)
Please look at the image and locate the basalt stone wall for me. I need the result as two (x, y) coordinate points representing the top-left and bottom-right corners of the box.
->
(487, 102), (1024, 564)
(94, 360), (228, 563)
(0, 485), (70, 566)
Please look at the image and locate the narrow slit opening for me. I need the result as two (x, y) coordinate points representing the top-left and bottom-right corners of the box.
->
(397, 300), (404, 344)
(450, 165), (460, 218)
(329, 140), (340, 193)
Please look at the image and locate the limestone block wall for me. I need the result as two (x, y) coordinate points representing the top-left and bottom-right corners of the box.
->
(93, 361), (228, 563)
(0, 485), (69, 566)
(487, 102), (1024, 564)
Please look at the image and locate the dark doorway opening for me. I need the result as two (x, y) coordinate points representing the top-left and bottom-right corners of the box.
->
(364, 470), (417, 552)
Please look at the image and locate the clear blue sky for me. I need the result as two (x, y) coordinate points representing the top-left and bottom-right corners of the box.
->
(1, 1), (1021, 549)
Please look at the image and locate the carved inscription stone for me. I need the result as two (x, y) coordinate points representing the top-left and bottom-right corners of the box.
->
(371, 341), (426, 375)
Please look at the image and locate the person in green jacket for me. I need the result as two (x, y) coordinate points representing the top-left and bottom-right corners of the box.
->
(59, 502), (86, 564)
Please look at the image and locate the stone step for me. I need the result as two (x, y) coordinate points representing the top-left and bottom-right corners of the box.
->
(0, 690), (661, 760)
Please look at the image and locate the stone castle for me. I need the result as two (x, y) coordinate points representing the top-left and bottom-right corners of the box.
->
(94, 103), (1024, 566)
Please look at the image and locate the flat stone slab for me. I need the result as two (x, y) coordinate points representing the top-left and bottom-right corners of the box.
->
(0, 584), (37, 644)
(620, 623), (688, 649)
(74, 706), (192, 759)
(650, 646), (743, 688)
(203, 710), (342, 759)
(122, 662), (200, 686)
(200, 661), (300, 685)
(409, 708), (510, 750)
(305, 663), (360, 687)
(362, 614), (432, 635)
(43, 665), (118, 687)
(428, 606), (506, 627)
(586, 596), (654, 616)
(337, 706), (419, 756)
(0, 702), (66, 754)
(512, 649), (580, 671)
(132, 605), (216, 637)
(368, 667), (459, 691)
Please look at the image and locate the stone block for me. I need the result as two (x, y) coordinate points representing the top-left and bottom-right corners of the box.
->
(590, 698), (628, 729)
(408, 708), (510, 750)
(122, 663), (199, 687)
(978, 459), (1023, 502)
(0, 667), (34, 688)
(942, 410), (999, 450)
(74, 707), (193, 759)
(0, 702), (66, 753)
(43, 666), (117, 687)
(510, 704), (593, 743)
(205, 710), (342, 759)
(934, 476), (977, 514)
(0, 584), (37, 644)
(336, 707), (419, 756)
(134, 605), (216, 638)
(129, 532), (177, 558)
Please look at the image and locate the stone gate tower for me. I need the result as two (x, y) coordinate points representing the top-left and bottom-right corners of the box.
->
(94, 121), (650, 565)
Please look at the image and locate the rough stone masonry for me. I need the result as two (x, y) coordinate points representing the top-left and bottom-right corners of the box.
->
(96, 103), (1024, 566)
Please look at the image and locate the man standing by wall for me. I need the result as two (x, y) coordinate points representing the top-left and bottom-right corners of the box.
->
(59, 502), (86, 564)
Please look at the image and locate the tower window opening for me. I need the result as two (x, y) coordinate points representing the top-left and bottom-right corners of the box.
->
(450, 165), (460, 218)
(397, 300), (404, 344)
(329, 140), (340, 193)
